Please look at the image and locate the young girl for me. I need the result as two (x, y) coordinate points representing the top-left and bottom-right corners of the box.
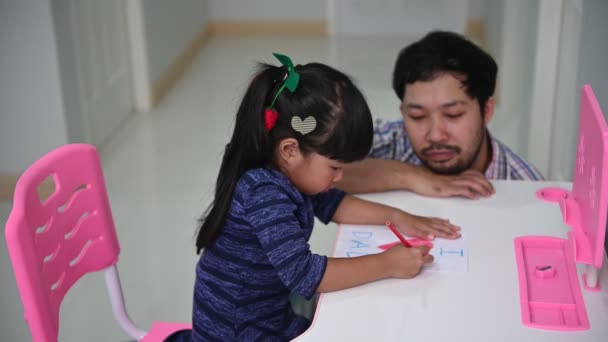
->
(191, 54), (460, 341)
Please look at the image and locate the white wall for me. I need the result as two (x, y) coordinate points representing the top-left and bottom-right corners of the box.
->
(517, 1), (540, 157)
(208, 0), (326, 21)
(489, 0), (608, 181)
(331, 0), (468, 36)
(481, 0), (504, 62)
(0, 0), (69, 174)
(549, 0), (608, 181)
(143, 0), (209, 84)
(577, 0), (608, 116)
(547, 0), (583, 181)
(51, 0), (86, 143)
(467, 0), (485, 18)
(487, 0), (539, 159)
(0, 0), (212, 175)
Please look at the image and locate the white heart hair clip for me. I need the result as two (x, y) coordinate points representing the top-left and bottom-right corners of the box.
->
(291, 115), (317, 135)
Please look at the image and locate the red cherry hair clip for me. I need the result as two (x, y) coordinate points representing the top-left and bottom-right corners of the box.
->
(264, 108), (278, 131)
(263, 53), (300, 132)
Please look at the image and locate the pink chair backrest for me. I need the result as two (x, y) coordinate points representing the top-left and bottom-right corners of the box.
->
(5, 144), (120, 342)
(571, 85), (608, 269)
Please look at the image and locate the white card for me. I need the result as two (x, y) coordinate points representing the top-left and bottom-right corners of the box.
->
(333, 225), (468, 272)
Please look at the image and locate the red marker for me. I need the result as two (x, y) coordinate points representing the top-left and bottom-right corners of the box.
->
(385, 221), (413, 248)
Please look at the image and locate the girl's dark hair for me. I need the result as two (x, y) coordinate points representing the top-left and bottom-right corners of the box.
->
(392, 31), (498, 115)
(195, 62), (373, 253)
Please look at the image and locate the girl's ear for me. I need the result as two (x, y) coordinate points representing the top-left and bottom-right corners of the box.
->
(278, 138), (300, 158)
(277, 138), (302, 166)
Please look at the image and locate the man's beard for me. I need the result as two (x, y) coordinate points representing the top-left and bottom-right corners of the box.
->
(417, 129), (486, 175)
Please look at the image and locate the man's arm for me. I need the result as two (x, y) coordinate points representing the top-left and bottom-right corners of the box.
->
(336, 158), (494, 198)
(336, 158), (417, 193)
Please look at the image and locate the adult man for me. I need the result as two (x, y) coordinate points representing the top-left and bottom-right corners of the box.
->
(338, 31), (543, 198)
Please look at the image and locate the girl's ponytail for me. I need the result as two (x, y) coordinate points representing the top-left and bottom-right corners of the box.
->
(195, 64), (281, 252)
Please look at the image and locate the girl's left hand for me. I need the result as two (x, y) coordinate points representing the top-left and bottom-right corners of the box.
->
(391, 210), (461, 240)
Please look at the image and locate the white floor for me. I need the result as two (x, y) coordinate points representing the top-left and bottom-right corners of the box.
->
(0, 36), (525, 341)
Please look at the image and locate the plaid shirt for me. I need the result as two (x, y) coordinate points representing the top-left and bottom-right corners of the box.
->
(369, 118), (544, 181)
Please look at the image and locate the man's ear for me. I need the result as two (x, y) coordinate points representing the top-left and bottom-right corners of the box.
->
(277, 138), (301, 165)
(483, 97), (495, 125)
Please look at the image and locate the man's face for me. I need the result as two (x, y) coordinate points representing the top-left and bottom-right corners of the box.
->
(401, 73), (493, 175)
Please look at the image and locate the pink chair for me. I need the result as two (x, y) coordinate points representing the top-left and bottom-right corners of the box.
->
(4, 144), (191, 342)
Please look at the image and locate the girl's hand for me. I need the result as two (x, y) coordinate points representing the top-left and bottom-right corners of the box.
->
(391, 210), (461, 240)
(382, 244), (434, 278)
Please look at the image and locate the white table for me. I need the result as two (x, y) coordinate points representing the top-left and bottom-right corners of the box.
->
(295, 181), (608, 341)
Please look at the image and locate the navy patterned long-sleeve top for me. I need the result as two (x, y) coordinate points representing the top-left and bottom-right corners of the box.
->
(191, 167), (345, 341)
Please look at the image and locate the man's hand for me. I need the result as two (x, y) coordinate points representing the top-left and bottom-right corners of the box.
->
(410, 168), (495, 199)
(337, 159), (494, 199)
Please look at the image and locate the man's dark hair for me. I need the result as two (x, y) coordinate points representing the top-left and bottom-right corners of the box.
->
(392, 31), (498, 114)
